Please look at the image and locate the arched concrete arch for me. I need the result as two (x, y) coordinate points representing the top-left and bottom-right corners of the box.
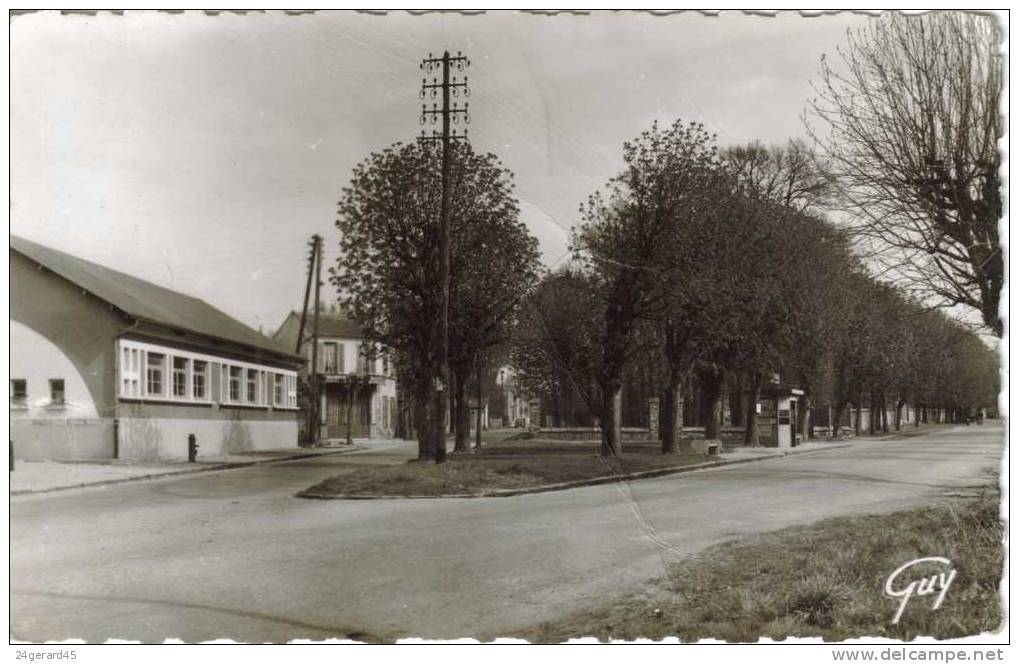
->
(10, 320), (99, 419)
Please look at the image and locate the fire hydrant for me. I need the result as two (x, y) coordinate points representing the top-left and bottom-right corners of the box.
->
(187, 434), (199, 463)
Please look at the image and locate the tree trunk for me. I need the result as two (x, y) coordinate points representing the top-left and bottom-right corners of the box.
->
(833, 401), (846, 438)
(475, 356), (484, 449)
(875, 393), (883, 433)
(345, 384), (355, 446)
(797, 392), (811, 442)
(853, 390), (863, 436)
(660, 387), (670, 443)
(436, 384), (448, 463)
(662, 369), (684, 454)
(415, 382), (435, 460)
(698, 368), (724, 440)
(551, 383), (562, 429)
(453, 368), (468, 452)
(867, 392), (877, 435)
(431, 367), (447, 464)
(396, 390), (411, 441)
(744, 372), (762, 445)
(599, 383), (623, 457)
(729, 374), (744, 427)
(880, 393), (889, 432)
(895, 398), (906, 431)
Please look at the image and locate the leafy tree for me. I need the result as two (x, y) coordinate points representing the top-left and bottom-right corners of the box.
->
(775, 214), (857, 439)
(655, 172), (737, 451)
(808, 11), (1004, 336)
(715, 141), (838, 444)
(332, 140), (538, 461)
(824, 272), (998, 435)
(446, 154), (541, 451)
(511, 268), (603, 428)
(575, 120), (722, 456)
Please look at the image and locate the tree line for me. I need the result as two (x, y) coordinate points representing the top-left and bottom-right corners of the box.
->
(510, 118), (997, 457)
(329, 11), (1000, 462)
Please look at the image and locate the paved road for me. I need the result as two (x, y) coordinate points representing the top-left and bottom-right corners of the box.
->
(10, 423), (1002, 642)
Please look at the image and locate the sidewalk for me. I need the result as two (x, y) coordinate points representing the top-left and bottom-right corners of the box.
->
(9, 445), (363, 496)
(720, 439), (845, 461)
(841, 422), (966, 441)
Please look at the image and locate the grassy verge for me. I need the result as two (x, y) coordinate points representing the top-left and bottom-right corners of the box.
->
(299, 439), (710, 497)
(524, 492), (1003, 642)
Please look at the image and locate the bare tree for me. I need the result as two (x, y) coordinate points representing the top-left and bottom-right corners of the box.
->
(723, 139), (831, 213)
(807, 12), (1003, 336)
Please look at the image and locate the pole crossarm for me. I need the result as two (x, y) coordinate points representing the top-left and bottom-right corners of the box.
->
(420, 51), (470, 69)
(418, 129), (468, 143)
(418, 50), (471, 144)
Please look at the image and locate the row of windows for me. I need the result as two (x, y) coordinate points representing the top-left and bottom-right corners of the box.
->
(121, 346), (212, 401)
(10, 378), (63, 406)
(316, 341), (394, 377)
(119, 340), (297, 409)
(222, 365), (297, 409)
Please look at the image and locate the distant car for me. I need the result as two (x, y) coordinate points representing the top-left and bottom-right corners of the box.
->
(514, 418), (526, 428)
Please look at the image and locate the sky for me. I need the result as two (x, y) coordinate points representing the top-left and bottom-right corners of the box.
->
(10, 9), (878, 333)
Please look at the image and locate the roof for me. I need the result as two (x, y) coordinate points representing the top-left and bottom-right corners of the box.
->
(311, 312), (366, 339)
(760, 383), (805, 398)
(11, 235), (300, 360)
(276, 310), (367, 342)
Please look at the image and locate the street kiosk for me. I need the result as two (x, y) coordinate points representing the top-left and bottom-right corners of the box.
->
(757, 383), (805, 448)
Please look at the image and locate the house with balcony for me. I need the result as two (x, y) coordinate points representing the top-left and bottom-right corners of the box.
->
(10, 236), (303, 461)
(273, 311), (398, 440)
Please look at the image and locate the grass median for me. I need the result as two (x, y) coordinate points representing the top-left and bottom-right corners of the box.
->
(522, 490), (1002, 642)
(298, 439), (712, 497)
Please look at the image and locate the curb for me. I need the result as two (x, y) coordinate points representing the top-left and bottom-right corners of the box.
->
(10, 445), (366, 497)
(296, 442), (853, 500)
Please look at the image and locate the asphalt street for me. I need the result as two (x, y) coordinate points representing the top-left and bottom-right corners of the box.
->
(9, 422), (1003, 642)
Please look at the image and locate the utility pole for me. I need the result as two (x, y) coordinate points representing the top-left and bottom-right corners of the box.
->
(311, 236), (322, 447)
(297, 235), (324, 447)
(420, 50), (469, 463)
(296, 237), (317, 355)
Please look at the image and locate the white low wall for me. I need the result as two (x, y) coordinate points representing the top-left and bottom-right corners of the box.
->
(118, 416), (298, 461)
